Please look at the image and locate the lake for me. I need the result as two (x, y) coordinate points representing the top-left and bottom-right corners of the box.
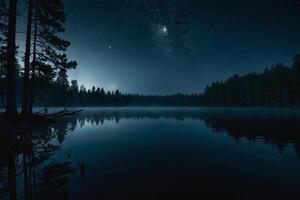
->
(1, 107), (300, 199)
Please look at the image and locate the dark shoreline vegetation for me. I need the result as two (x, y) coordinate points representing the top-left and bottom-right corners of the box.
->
(1, 0), (300, 119)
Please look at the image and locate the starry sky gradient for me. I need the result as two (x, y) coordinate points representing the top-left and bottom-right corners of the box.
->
(63, 0), (300, 94)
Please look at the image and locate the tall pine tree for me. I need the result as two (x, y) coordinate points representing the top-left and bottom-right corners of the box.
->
(21, 0), (34, 115)
(5, 0), (18, 116)
(29, 0), (76, 112)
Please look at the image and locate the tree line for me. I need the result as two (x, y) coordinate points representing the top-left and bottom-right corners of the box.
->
(2, 54), (298, 108)
(201, 55), (300, 106)
(33, 80), (202, 107)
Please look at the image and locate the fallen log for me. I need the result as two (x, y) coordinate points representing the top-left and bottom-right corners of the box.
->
(30, 109), (84, 123)
(35, 109), (83, 117)
(0, 109), (84, 125)
(49, 109), (84, 119)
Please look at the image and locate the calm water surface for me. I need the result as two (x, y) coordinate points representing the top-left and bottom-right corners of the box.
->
(0, 107), (300, 199)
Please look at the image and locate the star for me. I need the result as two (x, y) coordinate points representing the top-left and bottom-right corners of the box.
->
(158, 25), (168, 37)
(162, 26), (168, 33)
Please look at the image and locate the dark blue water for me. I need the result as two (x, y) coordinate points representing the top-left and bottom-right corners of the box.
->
(1, 107), (300, 199)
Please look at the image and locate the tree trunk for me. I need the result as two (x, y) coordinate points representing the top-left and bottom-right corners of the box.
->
(21, 0), (33, 115)
(23, 153), (30, 200)
(8, 154), (17, 200)
(5, 0), (18, 117)
(29, 5), (37, 114)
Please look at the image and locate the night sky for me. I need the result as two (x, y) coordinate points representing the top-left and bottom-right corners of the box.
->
(63, 0), (300, 94)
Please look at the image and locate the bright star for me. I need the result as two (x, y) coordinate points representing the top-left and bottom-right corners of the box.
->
(161, 26), (168, 34)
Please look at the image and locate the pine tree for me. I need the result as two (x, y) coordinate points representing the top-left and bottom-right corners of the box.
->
(70, 80), (78, 93)
(5, 0), (18, 116)
(292, 55), (300, 104)
(21, 0), (34, 115)
(29, 0), (76, 112)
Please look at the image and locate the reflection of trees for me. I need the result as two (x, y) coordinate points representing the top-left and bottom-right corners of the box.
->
(0, 158), (7, 199)
(77, 109), (204, 125)
(38, 162), (74, 200)
(77, 108), (300, 156)
(1, 108), (299, 198)
(202, 109), (300, 156)
(0, 118), (77, 200)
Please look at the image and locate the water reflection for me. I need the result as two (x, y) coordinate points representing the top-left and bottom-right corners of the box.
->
(0, 108), (299, 199)
(0, 119), (76, 200)
(78, 108), (300, 156)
